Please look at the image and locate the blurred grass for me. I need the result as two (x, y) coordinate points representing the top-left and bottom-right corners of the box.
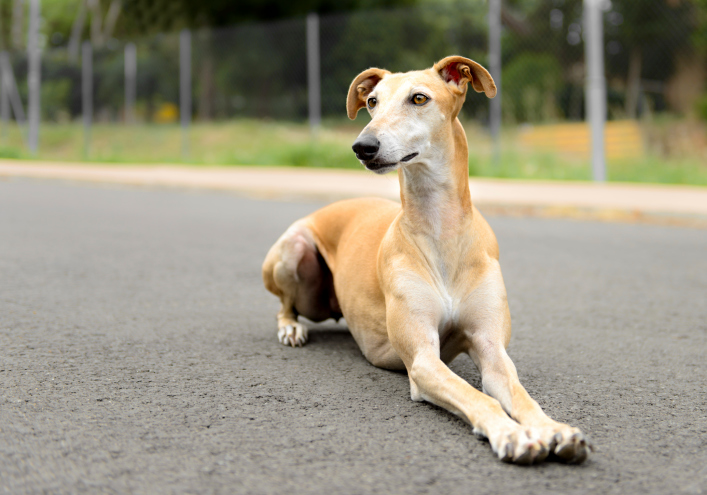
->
(1, 119), (706, 186)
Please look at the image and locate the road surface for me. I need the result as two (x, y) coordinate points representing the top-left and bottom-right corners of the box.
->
(1, 178), (705, 494)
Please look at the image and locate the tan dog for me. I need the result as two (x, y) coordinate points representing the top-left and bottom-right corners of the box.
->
(262, 56), (591, 464)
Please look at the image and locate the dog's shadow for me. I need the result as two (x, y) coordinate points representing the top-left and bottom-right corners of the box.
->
(303, 319), (370, 354)
(305, 324), (355, 345)
(302, 318), (482, 387)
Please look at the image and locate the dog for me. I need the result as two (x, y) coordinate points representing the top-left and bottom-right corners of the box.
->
(262, 56), (591, 464)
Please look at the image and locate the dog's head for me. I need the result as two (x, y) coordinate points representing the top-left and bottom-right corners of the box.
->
(347, 56), (496, 174)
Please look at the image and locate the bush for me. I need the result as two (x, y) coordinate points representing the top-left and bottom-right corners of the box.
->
(41, 79), (72, 122)
(502, 53), (563, 123)
(696, 94), (707, 121)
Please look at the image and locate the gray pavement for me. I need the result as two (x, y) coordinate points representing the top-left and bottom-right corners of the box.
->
(1, 178), (706, 494)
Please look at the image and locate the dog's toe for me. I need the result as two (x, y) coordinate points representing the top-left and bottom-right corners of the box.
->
(493, 427), (549, 465)
(278, 322), (308, 347)
(533, 424), (592, 463)
(553, 430), (592, 464)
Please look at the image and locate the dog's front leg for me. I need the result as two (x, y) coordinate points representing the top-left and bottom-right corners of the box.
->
(385, 297), (548, 464)
(469, 339), (592, 463)
(461, 264), (592, 463)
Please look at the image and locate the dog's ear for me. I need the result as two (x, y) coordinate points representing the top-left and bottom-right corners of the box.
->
(434, 56), (496, 98)
(346, 68), (391, 120)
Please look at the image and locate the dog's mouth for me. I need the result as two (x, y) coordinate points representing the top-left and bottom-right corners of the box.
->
(364, 152), (419, 173)
(364, 161), (397, 173)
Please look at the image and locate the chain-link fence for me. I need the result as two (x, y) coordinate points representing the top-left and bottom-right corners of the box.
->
(0, 0), (705, 182)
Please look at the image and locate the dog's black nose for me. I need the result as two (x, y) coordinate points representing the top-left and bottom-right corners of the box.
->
(352, 134), (380, 161)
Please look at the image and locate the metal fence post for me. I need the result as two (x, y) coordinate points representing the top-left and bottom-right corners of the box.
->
(180, 29), (191, 159)
(27, 0), (40, 154)
(584, 0), (607, 182)
(82, 41), (92, 158)
(0, 52), (26, 127)
(306, 13), (321, 133)
(124, 42), (136, 124)
(488, 0), (502, 169)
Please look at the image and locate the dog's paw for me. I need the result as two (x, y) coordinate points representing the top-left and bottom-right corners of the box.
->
(535, 424), (592, 464)
(278, 322), (308, 347)
(487, 425), (549, 465)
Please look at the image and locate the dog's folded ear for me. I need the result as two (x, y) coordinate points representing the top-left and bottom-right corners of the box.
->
(434, 56), (496, 98)
(346, 68), (391, 120)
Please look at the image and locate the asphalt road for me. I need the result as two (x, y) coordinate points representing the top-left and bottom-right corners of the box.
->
(1, 178), (705, 495)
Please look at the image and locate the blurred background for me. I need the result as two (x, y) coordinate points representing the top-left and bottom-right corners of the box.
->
(0, 0), (706, 184)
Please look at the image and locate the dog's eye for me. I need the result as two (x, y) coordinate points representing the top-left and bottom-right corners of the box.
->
(412, 94), (428, 105)
(367, 97), (377, 109)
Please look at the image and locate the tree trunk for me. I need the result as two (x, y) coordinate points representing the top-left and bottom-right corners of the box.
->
(68, 0), (87, 63)
(88, 0), (103, 46)
(103, 0), (122, 41)
(625, 46), (642, 119)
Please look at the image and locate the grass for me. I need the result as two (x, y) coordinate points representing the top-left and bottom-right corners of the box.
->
(1, 119), (706, 186)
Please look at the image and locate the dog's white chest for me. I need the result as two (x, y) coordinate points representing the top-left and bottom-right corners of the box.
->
(434, 282), (462, 334)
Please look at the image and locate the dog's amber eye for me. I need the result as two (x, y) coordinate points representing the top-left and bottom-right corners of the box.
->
(412, 94), (428, 105)
(367, 97), (377, 109)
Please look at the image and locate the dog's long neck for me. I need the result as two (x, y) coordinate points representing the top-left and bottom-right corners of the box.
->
(398, 118), (472, 239)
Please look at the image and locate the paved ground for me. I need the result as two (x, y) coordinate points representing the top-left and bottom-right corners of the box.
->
(1, 178), (705, 494)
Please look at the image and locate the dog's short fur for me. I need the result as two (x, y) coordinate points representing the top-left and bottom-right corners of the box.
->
(262, 56), (591, 464)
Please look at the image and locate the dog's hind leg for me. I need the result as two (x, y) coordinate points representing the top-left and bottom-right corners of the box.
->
(262, 221), (336, 347)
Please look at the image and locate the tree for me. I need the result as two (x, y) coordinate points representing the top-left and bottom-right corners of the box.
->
(606, 0), (697, 118)
(118, 0), (417, 36)
(67, 0), (122, 61)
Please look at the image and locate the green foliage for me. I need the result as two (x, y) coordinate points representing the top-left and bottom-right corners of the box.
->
(320, 3), (489, 119)
(43, 0), (83, 46)
(41, 78), (72, 121)
(202, 20), (309, 120)
(502, 53), (563, 123)
(28, 0), (707, 126)
(120, 0), (418, 35)
(604, 0), (697, 84)
(695, 0), (707, 52)
(696, 94), (707, 121)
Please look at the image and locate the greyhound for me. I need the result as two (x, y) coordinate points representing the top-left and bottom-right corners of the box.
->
(262, 56), (591, 464)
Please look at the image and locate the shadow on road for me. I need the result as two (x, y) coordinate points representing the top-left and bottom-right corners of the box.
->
(305, 327), (355, 346)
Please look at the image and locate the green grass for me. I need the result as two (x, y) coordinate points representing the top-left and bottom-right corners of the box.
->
(469, 147), (594, 181)
(608, 155), (707, 185)
(1, 119), (706, 186)
(0, 120), (365, 168)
